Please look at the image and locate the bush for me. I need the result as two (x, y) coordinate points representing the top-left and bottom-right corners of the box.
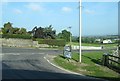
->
(36, 39), (66, 47)
(2, 34), (32, 39)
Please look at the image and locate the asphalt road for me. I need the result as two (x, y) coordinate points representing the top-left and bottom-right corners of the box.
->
(1, 46), (105, 80)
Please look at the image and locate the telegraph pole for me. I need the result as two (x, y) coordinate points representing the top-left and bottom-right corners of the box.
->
(68, 26), (72, 46)
(79, 0), (82, 63)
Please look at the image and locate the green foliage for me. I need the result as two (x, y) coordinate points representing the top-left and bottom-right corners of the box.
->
(1, 22), (30, 39)
(4, 22), (12, 29)
(81, 37), (96, 43)
(19, 28), (27, 34)
(54, 55), (77, 70)
(54, 52), (120, 80)
(3, 22), (13, 34)
(2, 34), (32, 39)
(43, 25), (53, 33)
(57, 30), (71, 42)
(72, 36), (79, 42)
(1, 28), (8, 34)
(36, 38), (66, 47)
(2, 22), (27, 34)
(12, 27), (20, 34)
(32, 25), (56, 39)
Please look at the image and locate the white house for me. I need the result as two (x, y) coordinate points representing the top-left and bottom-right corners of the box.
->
(102, 39), (112, 44)
(95, 39), (101, 42)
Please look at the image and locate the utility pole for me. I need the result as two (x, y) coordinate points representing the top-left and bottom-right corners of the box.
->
(79, 0), (82, 63)
(68, 26), (72, 46)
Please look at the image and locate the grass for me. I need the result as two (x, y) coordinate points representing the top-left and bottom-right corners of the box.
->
(81, 43), (117, 47)
(54, 55), (77, 70)
(54, 51), (120, 81)
(67, 42), (117, 47)
(82, 43), (101, 47)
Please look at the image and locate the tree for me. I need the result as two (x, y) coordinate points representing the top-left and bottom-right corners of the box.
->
(4, 22), (12, 29)
(12, 27), (20, 34)
(2, 22), (13, 34)
(57, 33), (63, 38)
(57, 30), (71, 42)
(1, 28), (7, 34)
(33, 27), (44, 38)
(72, 36), (79, 42)
(19, 28), (27, 34)
(43, 25), (56, 39)
(81, 37), (95, 43)
(4, 22), (13, 34)
(30, 25), (56, 39)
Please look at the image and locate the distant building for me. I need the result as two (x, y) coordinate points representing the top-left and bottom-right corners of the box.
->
(95, 39), (101, 42)
(95, 39), (101, 43)
(102, 39), (112, 44)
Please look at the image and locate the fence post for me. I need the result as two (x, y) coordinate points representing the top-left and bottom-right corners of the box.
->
(118, 45), (120, 63)
(102, 53), (109, 66)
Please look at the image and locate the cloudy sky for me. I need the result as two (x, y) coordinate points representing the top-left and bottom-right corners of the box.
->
(1, 0), (118, 36)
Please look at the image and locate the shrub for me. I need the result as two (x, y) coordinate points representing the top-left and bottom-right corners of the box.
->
(2, 34), (32, 39)
(36, 38), (66, 47)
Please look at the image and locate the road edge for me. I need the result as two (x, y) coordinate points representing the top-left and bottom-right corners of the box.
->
(44, 54), (108, 81)
(44, 55), (85, 76)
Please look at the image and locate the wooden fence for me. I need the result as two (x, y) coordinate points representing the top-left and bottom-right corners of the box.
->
(102, 53), (120, 73)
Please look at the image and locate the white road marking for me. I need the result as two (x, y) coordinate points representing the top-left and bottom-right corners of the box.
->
(43, 55), (107, 81)
(43, 55), (84, 76)
(31, 53), (45, 55)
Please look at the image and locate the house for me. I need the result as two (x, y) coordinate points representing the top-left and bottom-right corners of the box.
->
(102, 39), (112, 44)
(95, 39), (101, 42)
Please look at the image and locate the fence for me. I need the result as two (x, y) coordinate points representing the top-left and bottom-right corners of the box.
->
(71, 46), (102, 50)
(102, 53), (120, 73)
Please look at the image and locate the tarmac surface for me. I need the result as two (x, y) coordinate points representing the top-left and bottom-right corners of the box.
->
(1, 46), (106, 81)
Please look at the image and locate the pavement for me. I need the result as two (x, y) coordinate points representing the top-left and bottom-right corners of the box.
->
(1, 46), (106, 80)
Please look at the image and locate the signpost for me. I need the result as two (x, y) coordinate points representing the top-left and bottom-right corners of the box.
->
(63, 46), (72, 61)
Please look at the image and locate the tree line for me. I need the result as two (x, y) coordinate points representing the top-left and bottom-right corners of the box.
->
(1, 22), (71, 42)
(2, 22), (117, 44)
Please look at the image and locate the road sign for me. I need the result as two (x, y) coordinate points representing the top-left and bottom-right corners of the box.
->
(63, 46), (72, 59)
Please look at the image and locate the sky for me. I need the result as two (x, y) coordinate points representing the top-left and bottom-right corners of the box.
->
(82, 2), (118, 36)
(0, 1), (118, 36)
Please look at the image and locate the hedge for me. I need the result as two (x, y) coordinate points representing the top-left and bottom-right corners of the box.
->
(2, 34), (32, 39)
(36, 38), (66, 47)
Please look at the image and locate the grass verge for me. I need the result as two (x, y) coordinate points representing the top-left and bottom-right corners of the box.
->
(54, 51), (120, 81)
(67, 42), (117, 48)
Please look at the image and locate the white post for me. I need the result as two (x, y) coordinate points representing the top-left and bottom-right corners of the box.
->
(79, 0), (82, 63)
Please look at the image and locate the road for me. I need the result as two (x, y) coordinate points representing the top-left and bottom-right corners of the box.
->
(1, 46), (105, 80)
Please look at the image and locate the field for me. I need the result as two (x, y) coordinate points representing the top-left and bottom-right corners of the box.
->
(54, 51), (120, 81)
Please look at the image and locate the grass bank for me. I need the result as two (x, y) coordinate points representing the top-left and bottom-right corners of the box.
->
(54, 51), (120, 81)
(67, 42), (117, 47)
